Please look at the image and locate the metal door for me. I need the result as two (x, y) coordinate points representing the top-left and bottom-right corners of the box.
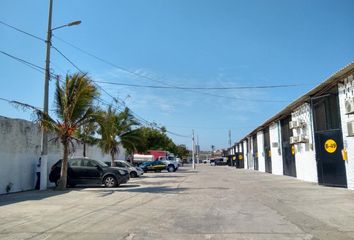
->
(235, 153), (244, 168)
(281, 116), (297, 177)
(264, 128), (272, 173)
(252, 135), (258, 170)
(312, 87), (347, 188)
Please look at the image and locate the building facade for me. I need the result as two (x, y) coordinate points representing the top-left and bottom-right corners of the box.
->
(229, 62), (354, 190)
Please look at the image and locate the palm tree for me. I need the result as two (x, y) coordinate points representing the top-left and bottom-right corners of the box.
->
(18, 73), (99, 190)
(75, 121), (98, 157)
(97, 106), (139, 166)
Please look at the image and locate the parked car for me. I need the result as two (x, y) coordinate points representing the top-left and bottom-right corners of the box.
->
(139, 160), (167, 172)
(49, 158), (129, 188)
(105, 160), (144, 178)
(157, 156), (179, 172)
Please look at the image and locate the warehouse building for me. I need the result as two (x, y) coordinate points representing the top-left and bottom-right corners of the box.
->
(229, 62), (354, 190)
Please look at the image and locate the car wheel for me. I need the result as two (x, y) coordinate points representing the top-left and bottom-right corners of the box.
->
(103, 175), (118, 188)
(167, 165), (175, 172)
(130, 171), (137, 178)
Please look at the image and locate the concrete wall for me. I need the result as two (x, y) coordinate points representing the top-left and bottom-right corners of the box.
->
(0, 116), (126, 194)
(269, 122), (283, 175)
(338, 73), (354, 190)
(257, 131), (265, 172)
(291, 103), (318, 183)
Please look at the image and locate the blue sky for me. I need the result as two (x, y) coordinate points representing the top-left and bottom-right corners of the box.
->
(1, 0), (354, 150)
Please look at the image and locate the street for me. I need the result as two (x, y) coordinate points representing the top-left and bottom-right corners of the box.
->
(1, 165), (354, 240)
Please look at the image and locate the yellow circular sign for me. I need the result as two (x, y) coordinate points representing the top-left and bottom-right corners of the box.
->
(238, 155), (243, 160)
(291, 145), (295, 155)
(232, 156), (236, 160)
(324, 139), (337, 153)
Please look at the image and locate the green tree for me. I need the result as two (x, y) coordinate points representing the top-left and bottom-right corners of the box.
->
(97, 105), (139, 166)
(132, 127), (183, 156)
(75, 121), (98, 157)
(18, 73), (99, 190)
(175, 144), (190, 158)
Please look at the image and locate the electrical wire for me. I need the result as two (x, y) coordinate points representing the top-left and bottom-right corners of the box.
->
(0, 48), (190, 137)
(94, 80), (306, 90)
(0, 20), (45, 42)
(52, 36), (291, 102)
(0, 21), (292, 102)
(50, 46), (190, 137)
(0, 50), (45, 72)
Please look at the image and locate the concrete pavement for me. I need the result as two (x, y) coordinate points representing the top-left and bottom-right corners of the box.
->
(1, 165), (354, 240)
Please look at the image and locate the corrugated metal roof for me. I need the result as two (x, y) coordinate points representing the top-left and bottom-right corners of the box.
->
(235, 62), (354, 145)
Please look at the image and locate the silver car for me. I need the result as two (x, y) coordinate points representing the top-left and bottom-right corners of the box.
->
(114, 160), (144, 178)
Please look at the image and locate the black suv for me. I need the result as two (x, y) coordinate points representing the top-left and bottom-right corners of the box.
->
(49, 158), (129, 188)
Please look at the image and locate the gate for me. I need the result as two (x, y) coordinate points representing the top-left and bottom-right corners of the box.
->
(264, 127), (272, 173)
(281, 116), (297, 177)
(312, 87), (347, 188)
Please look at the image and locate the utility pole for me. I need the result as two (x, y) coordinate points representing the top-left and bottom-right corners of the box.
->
(40, 0), (81, 190)
(228, 130), (232, 166)
(40, 0), (53, 190)
(197, 134), (200, 164)
(192, 129), (195, 170)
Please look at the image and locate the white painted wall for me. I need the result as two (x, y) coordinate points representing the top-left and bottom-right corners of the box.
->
(248, 137), (254, 170)
(0, 116), (126, 194)
(269, 122), (283, 175)
(291, 103), (318, 183)
(242, 140), (248, 169)
(257, 131), (265, 172)
(338, 73), (354, 190)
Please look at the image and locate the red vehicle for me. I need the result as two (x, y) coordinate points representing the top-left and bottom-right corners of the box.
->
(148, 150), (168, 160)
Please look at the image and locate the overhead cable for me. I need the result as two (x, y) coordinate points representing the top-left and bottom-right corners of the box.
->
(0, 20), (45, 42)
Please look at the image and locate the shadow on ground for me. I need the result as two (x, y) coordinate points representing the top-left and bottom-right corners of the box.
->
(0, 188), (68, 207)
(76, 185), (188, 195)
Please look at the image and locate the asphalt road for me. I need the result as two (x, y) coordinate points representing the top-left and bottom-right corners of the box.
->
(1, 165), (354, 240)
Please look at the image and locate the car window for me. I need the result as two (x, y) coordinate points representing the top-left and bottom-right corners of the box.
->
(69, 159), (81, 167)
(81, 159), (97, 167)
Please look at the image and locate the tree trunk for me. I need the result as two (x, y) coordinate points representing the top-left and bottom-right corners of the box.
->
(57, 139), (69, 190)
(83, 142), (86, 157)
(111, 151), (115, 167)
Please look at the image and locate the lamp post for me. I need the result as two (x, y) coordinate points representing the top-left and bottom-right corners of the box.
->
(40, 0), (81, 190)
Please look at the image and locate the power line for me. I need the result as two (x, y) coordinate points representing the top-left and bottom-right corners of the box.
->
(1, 48), (191, 138)
(51, 45), (124, 106)
(50, 45), (190, 137)
(0, 20), (45, 42)
(0, 21), (292, 102)
(0, 50), (45, 72)
(94, 80), (306, 90)
(53, 36), (290, 102)
(53, 35), (170, 86)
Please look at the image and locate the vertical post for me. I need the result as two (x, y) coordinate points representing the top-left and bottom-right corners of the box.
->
(228, 130), (231, 166)
(192, 129), (195, 170)
(40, 0), (53, 190)
(197, 134), (199, 164)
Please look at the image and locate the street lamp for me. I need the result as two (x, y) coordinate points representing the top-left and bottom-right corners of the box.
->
(40, 0), (81, 190)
